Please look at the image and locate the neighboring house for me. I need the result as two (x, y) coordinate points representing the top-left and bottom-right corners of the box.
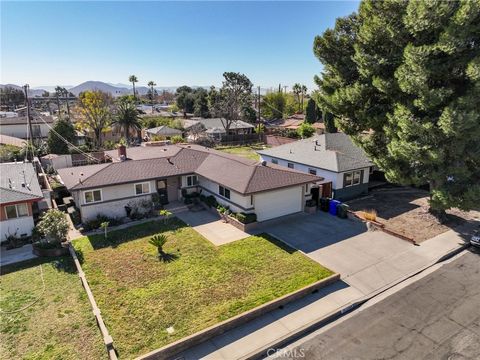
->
(57, 144), (322, 223)
(0, 134), (26, 148)
(257, 133), (373, 201)
(266, 114), (325, 134)
(145, 126), (183, 139)
(0, 113), (55, 139)
(0, 162), (43, 241)
(183, 118), (255, 140)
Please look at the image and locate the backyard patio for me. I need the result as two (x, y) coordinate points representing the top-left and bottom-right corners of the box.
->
(72, 218), (332, 358)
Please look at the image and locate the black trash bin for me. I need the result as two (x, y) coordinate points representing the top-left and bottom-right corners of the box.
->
(337, 203), (349, 219)
(320, 198), (330, 212)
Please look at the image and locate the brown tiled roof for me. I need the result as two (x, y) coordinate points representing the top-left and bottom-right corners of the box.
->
(58, 144), (322, 194)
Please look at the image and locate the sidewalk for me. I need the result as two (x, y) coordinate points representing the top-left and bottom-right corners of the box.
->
(174, 223), (471, 360)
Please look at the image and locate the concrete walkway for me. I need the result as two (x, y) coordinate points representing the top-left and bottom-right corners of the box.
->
(174, 221), (471, 360)
(0, 244), (37, 266)
(174, 209), (249, 246)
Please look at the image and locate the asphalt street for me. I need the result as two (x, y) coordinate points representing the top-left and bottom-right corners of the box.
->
(272, 249), (480, 360)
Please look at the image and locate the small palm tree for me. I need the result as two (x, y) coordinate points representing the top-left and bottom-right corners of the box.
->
(149, 234), (168, 258)
(292, 83), (302, 112)
(301, 85), (308, 111)
(114, 99), (141, 140)
(148, 81), (156, 113)
(129, 75), (138, 101)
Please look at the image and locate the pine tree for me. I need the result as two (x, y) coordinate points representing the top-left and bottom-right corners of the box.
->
(314, 0), (480, 220)
(47, 119), (76, 154)
(305, 98), (317, 123)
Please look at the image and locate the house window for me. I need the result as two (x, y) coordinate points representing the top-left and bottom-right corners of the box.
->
(308, 168), (317, 175)
(344, 171), (362, 187)
(135, 182), (150, 195)
(287, 163), (294, 169)
(5, 203), (29, 219)
(271, 159), (278, 164)
(186, 175), (198, 187)
(32, 125), (41, 137)
(84, 189), (102, 203)
(219, 185), (231, 199)
(353, 171), (361, 185)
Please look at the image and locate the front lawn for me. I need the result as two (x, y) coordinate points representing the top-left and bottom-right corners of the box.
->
(73, 219), (332, 358)
(216, 144), (266, 161)
(0, 257), (105, 359)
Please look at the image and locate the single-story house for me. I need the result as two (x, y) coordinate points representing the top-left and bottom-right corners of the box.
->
(145, 126), (183, 139)
(0, 162), (44, 241)
(183, 118), (255, 140)
(0, 134), (26, 148)
(57, 144), (322, 223)
(266, 114), (325, 134)
(257, 133), (373, 201)
(0, 113), (55, 139)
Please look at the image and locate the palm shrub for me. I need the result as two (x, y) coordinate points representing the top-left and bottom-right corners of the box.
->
(149, 233), (168, 258)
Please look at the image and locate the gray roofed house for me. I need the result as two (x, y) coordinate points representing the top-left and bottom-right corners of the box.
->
(0, 162), (44, 240)
(183, 118), (254, 140)
(57, 144), (322, 223)
(145, 126), (183, 138)
(257, 133), (373, 200)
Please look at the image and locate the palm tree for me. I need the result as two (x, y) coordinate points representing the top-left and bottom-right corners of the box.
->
(292, 83), (302, 112)
(301, 85), (308, 112)
(61, 87), (71, 119)
(149, 233), (168, 258)
(147, 81), (156, 113)
(114, 99), (141, 140)
(129, 75), (138, 101)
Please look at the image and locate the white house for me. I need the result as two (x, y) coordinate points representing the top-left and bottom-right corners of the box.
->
(57, 145), (321, 223)
(257, 133), (373, 201)
(0, 162), (44, 241)
(0, 113), (55, 139)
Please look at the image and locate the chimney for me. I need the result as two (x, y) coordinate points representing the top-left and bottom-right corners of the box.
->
(118, 145), (127, 161)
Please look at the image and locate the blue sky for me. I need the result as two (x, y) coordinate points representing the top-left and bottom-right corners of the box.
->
(1, 1), (359, 90)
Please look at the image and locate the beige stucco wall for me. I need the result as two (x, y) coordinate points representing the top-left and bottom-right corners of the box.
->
(197, 176), (252, 213)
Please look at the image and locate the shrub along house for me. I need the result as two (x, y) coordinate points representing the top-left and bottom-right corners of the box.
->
(57, 144), (322, 223)
(0, 162), (44, 241)
(257, 133), (373, 201)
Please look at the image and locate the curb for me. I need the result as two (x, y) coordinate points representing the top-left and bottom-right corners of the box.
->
(243, 241), (470, 360)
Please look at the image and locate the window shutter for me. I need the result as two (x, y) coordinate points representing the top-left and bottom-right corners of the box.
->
(343, 173), (347, 188)
(360, 170), (364, 184)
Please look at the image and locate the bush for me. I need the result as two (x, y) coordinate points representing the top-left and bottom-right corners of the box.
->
(83, 214), (122, 231)
(36, 209), (70, 243)
(69, 208), (81, 225)
(171, 135), (184, 144)
(236, 212), (257, 224)
(204, 195), (218, 208)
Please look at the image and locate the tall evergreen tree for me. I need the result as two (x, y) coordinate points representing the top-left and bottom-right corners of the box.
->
(47, 119), (76, 154)
(314, 0), (480, 220)
(305, 98), (317, 123)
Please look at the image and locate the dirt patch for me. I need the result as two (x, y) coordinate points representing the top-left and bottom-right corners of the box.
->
(347, 186), (480, 243)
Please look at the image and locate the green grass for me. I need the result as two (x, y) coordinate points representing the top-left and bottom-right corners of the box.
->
(73, 219), (332, 358)
(215, 144), (267, 161)
(0, 257), (106, 360)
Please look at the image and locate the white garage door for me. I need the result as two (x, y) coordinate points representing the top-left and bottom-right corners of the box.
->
(254, 186), (303, 222)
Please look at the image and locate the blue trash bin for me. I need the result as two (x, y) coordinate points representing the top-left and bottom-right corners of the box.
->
(329, 200), (341, 215)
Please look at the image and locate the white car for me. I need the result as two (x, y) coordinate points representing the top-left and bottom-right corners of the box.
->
(471, 228), (480, 247)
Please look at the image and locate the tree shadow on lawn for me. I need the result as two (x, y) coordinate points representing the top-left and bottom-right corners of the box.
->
(256, 233), (297, 254)
(84, 218), (189, 251)
(0, 255), (77, 276)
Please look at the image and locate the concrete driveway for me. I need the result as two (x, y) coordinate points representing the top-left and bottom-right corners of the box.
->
(260, 212), (416, 295)
(174, 209), (249, 246)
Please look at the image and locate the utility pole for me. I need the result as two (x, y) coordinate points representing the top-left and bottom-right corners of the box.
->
(283, 86), (288, 94)
(23, 84), (34, 158)
(257, 86), (261, 133)
(278, 83), (281, 93)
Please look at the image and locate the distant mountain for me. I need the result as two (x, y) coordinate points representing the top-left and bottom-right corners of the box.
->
(2, 81), (212, 98)
(0, 84), (48, 97)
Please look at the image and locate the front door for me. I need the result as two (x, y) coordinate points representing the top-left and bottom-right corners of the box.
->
(157, 179), (169, 205)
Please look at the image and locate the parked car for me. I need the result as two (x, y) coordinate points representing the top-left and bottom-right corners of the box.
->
(471, 226), (480, 248)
